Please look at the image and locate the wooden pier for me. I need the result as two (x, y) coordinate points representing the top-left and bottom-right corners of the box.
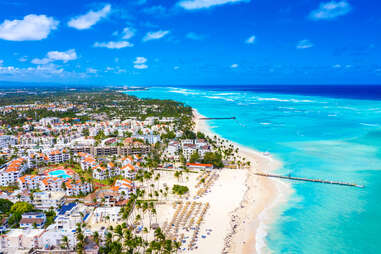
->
(199, 117), (236, 120)
(254, 172), (364, 188)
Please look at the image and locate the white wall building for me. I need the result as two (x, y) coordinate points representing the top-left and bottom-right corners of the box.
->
(0, 135), (17, 148)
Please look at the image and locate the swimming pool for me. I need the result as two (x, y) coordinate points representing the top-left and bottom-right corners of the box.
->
(48, 169), (71, 179)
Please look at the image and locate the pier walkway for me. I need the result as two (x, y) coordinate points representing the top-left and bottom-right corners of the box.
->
(199, 117), (236, 120)
(254, 172), (364, 188)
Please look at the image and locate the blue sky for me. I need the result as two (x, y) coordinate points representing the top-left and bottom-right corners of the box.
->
(0, 0), (380, 85)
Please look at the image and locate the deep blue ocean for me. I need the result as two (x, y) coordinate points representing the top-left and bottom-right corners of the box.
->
(126, 85), (381, 254)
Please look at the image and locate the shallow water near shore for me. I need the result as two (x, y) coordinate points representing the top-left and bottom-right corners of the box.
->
(126, 86), (381, 254)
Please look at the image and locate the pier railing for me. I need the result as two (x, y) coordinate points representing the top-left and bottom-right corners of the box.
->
(199, 117), (236, 120)
(254, 172), (364, 188)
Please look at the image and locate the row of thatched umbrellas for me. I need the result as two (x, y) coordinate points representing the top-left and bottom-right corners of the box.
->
(195, 173), (219, 198)
(188, 202), (210, 250)
(162, 201), (210, 251)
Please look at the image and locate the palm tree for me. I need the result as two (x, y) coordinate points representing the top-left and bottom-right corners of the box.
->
(93, 231), (100, 246)
(62, 235), (69, 250)
(135, 214), (141, 224)
(75, 223), (85, 254)
(154, 228), (165, 241)
(142, 201), (148, 223)
(151, 208), (157, 224)
(155, 173), (161, 191)
(173, 241), (181, 253)
(114, 224), (123, 240)
(174, 171), (181, 182)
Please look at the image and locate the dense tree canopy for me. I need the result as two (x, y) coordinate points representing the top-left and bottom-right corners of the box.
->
(0, 199), (13, 214)
(202, 152), (224, 168)
(8, 201), (34, 225)
(172, 185), (189, 196)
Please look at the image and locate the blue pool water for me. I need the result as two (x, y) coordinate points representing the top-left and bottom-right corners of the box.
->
(48, 170), (71, 179)
(126, 86), (381, 254)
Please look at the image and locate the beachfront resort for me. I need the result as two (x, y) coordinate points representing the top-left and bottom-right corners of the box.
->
(0, 90), (253, 253)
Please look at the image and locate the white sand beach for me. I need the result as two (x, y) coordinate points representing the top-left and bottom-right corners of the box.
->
(151, 166), (247, 253)
(193, 109), (292, 254)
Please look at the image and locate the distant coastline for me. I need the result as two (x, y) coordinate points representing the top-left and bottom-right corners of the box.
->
(117, 87), (149, 92)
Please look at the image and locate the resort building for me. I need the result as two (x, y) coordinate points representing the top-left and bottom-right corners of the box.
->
(27, 149), (70, 168)
(182, 144), (197, 160)
(93, 207), (121, 223)
(32, 191), (65, 211)
(39, 117), (60, 127)
(113, 179), (135, 197)
(131, 134), (161, 144)
(0, 157), (27, 186)
(18, 175), (41, 190)
(18, 168), (92, 196)
(2, 229), (45, 252)
(0, 135), (17, 148)
(46, 149), (70, 164)
(120, 163), (137, 179)
(71, 144), (151, 157)
(20, 212), (46, 229)
(53, 203), (90, 231)
(64, 178), (92, 196)
(84, 189), (124, 207)
(167, 141), (180, 156)
(77, 152), (118, 180)
(181, 139), (211, 160)
(39, 230), (76, 250)
(186, 163), (214, 171)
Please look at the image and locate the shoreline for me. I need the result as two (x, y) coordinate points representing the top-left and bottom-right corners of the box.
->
(193, 109), (292, 254)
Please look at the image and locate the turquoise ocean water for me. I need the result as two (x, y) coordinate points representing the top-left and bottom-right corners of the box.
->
(126, 86), (381, 254)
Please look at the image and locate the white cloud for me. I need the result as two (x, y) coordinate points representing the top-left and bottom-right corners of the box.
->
(0, 66), (17, 74)
(134, 57), (147, 64)
(0, 63), (94, 81)
(104, 66), (126, 73)
(332, 64), (342, 68)
(231, 63), (238, 68)
(32, 49), (77, 64)
(143, 30), (170, 42)
(0, 14), (58, 41)
(178, 0), (249, 10)
(86, 67), (97, 74)
(0, 63), (64, 75)
(18, 56), (28, 62)
(68, 4), (111, 30)
(296, 39), (314, 49)
(309, 1), (351, 20)
(143, 5), (168, 16)
(134, 64), (148, 69)
(47, 49), (77, 62)
(0, 60), (3, 65)
(186, 32), (204, 40)
(133, 57), (148, 69)
(94, 41), (133, 49)
(245, 35), (256, 44)
(174, 66), (180, 70)
(31, 58), (51, 65)
(116, 68), (127, 73)
(121, 27), (136, 39)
